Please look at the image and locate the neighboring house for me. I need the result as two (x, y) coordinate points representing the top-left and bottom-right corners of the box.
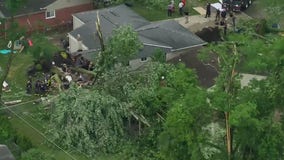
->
(68, 4), (207, 69)
(0, 0), (93, 32)
(0, 145), (15, 160)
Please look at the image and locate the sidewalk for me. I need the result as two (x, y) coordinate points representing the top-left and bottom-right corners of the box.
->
(175, 15), (216, 33)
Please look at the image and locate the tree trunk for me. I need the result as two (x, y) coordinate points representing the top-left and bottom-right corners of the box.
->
(0, 15), (16, 103)
(225, 111), (231, 159)
(0, 52), (14, 103)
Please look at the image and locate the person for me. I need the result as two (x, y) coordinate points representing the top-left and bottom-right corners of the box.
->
(168, 3), (174, 16)
(26, 79), (32, 94)
(178, 1), (184, 16)
(205, 2), (211, 18)
(223, 21), (227, 36)
(168, 2), (174, 16)
(221, 8), (227, 22)
(215, 9), (220, 22)
(231, 14), (236, 31)
(34, 80), (40, 94)
(184, 10), (189, 23)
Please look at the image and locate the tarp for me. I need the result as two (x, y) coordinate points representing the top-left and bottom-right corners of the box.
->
(211, 2), (223, 10)
(0, 50), (11, 54)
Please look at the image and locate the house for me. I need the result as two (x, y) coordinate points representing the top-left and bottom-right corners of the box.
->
(68, 4), (207, 69)
(0, 0), (93, 32)
(0, 145), (15, 160)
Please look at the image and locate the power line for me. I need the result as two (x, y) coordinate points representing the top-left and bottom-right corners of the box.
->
(4, 104), (79, 160)
(1, 95), (90, 159)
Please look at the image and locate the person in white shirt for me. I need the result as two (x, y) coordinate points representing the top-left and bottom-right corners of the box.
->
(178, 1), (184, 16)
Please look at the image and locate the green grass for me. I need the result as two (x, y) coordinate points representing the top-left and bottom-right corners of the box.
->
(130, 2), (199, 21)
(0, 53), (35, 102)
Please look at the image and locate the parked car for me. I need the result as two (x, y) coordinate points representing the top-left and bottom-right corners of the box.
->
(221, 0), (252, 12)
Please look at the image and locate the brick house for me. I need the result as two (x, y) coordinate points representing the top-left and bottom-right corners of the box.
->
(0, 0), (93, 32)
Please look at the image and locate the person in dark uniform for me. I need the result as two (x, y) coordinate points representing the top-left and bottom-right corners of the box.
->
(215, 9), (220, 22)
(26, 79), (32, 94)
(35, 80), (40, 94)
(224, 21), (228, 36)
(221, 9), (227, 21)
(205, 2), (211, 18)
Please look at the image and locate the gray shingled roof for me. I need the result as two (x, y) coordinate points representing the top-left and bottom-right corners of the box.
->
(137, 20), (206, 51)
(0, 145), (15, 160)
(70, 4), (206, 60)
(0, 0), (56, 18)
(73, 4), (150, 29)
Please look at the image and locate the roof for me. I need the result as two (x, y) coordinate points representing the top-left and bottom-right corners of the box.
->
(70, 4), (206, 60)
(73, 4), (150, 29)
(0, 0), (56, 18)
(137, 20), (206, 51)
(0, 145), (15, 160)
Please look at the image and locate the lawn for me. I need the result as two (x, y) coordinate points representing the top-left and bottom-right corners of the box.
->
(0, 53), (34, 102)
(130, 2), (199, 21)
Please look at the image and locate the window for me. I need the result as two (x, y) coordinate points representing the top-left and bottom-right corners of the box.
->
(45, 10), (56, 19)
(141, 57), (147, 61)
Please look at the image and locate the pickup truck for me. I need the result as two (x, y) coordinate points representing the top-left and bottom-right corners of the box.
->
(220, 0), (252, 12)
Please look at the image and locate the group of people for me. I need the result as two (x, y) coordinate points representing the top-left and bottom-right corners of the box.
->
(167, 0), (187, 16)
(205, 1), (237, 36)
(26, 75), (51, 95)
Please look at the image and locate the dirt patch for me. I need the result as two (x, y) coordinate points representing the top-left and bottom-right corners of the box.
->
(195, 26), (221, 42)
(167, 47), (218, 88)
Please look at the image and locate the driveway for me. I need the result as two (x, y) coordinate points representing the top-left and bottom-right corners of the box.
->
(175, 5), (252, 33)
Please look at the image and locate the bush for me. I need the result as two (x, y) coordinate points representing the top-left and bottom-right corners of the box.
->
(21, 148), (55, 160)
(0, 116), (33, 159)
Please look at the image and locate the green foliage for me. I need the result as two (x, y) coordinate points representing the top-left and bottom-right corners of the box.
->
(260, 0), (284, 23)
(4, 0), (27, 15)
(49, 86), (127, 156)
(103, 25), (142, 67)
(27, 33), (59, 62)
(0, 116), (16, 142)
(151, 49), (166, 63)
(0, 116), (33, 159)
(48, 62), (201, 158)
(159, 86), (211, 160)
(21, 148), (55, 160)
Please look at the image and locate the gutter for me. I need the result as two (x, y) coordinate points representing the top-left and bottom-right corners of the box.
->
(143, 43), (172, 49)
(3, 10), (46, 19)
(170, 42), (208, 52)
